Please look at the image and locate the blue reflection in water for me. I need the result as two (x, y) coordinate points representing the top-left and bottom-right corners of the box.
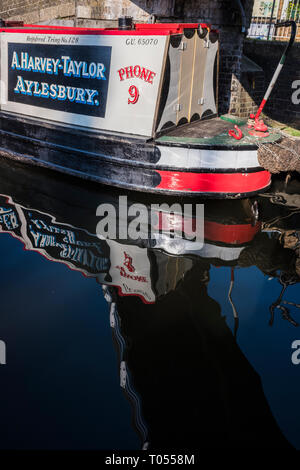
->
(0, 233), (139, 450)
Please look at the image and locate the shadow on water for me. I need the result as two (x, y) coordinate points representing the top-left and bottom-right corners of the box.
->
(0, 157), (299, 450)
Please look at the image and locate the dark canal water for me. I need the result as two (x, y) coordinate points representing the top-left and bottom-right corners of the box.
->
(0, 156), (299, 450)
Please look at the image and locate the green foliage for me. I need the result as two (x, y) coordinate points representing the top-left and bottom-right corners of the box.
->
(283, 127), (300, 137)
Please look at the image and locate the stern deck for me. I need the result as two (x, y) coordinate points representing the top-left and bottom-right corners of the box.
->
(156, 117), (282, 149)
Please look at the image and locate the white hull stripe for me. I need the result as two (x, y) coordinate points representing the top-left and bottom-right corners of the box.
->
(197, 244), (245, 261)
(157, 146), (259, 170)
(152, 237), (245, 261)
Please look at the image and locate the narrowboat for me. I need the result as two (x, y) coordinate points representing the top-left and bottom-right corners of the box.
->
(0, 18), (281, 197)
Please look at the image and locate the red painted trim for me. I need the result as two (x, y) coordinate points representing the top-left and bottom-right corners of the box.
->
(255, 98), (267, 121)
(156, 170), (271, 193)
(0, 27), (173, 35)
(0, 22), (216, 36)
(153, 212), (260, 244)
(204, 221), (261, 245)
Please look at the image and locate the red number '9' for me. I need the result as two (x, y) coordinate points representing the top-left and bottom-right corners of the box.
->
(128, 85), (139, 104)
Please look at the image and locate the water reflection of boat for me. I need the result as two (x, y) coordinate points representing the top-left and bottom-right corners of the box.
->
(0, 158), (298, 304)
(0, 158), (297, 449)
(0, 21), (280, 197)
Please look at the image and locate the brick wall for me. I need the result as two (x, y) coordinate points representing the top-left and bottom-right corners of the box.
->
(0, 0), (253, 27)
(238, 66), (265, 118)
(244, 40), (300, 128)
(0, 0), (255, 116)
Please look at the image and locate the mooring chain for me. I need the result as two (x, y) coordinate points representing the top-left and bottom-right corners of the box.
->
(256, 141), (282, 162)
(254, 131), (300, 169)
(258, 141), (282, 158)
(273, 139), (300, 161)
